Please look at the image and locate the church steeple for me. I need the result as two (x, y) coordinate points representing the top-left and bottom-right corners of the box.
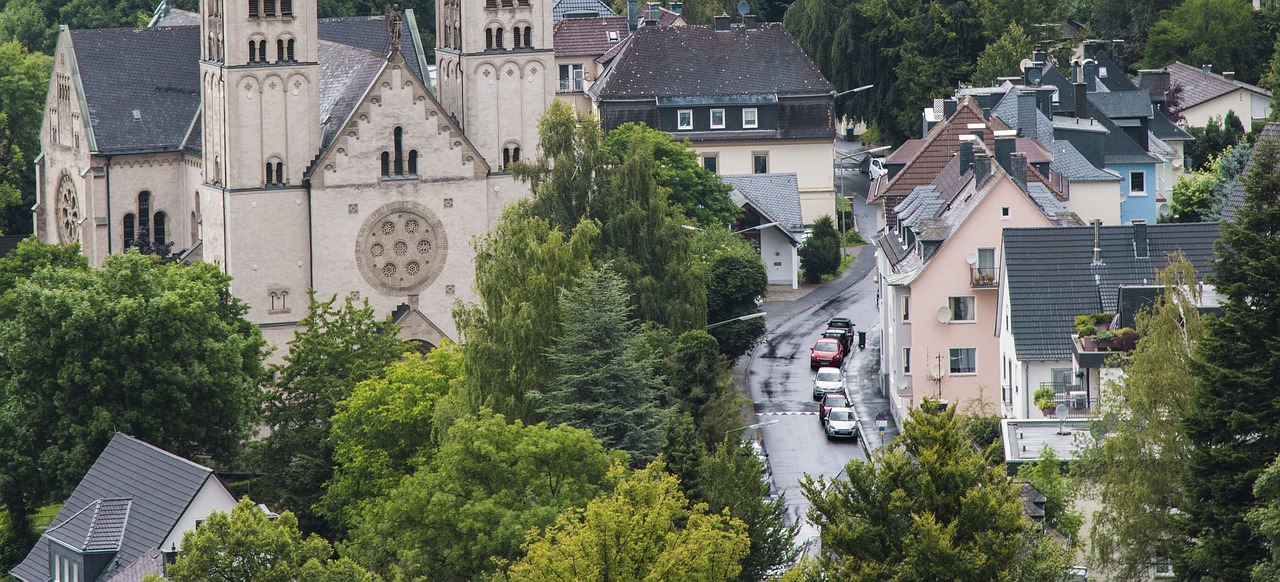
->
(200, 0), (320, 189)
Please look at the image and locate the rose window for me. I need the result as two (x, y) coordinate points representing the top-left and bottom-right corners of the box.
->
(406, 261), (420, 276)
(356, 202), (447, 293)
(56, 174), (82, 244)
(381, 220), (396, 235)
(404, 219), (419, 233)
(383, 263), (396, 277)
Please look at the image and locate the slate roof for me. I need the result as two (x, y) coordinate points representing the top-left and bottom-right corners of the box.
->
(1003, 222), (1219, 361)
(1164, 61), (1272, 110)
(592, 23), (833, 99)
(989, 90), (1120, 183)
(1046, 138), (1119, 182)
(722, 173), (804, 236)
(12, 433), (219, 582)
(871, 97), (1005, 202)
(1222, 122), (1280, 221)
(318, 41), (386, 151)
(554, 16), (629, 57)
(553, 0), (615, 22)
(1149, 108), (1192, 141)
(1088, 108), (1159, 165)
(1087, 91), (1153, 119)
(67, 14), (422, 157)
(1091, 50), (1137, 92)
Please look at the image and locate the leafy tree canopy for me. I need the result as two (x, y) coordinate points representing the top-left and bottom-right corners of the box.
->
(970, 22), (1035, 87)
(604, 123), (740, 227)
(1140, 0), (1267, 84)
(697, 439), (798, 581)
(692, 226), (767, 360)
(799, 215), (840, 283)
(1018, 445), (1083, 544)
(0, 40), (51, 233)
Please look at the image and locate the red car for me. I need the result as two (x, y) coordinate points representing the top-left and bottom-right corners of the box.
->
(819, 393), (850, 423)
(810, 338), (845, 369)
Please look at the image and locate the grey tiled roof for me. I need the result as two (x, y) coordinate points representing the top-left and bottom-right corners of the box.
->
(1164, 61), (1272, 110)
(593, 23), (833, 99)
(45, 498), (132, 553)
(1088, 91), (1153, 119)
(318, 41), (386, 151)
(722, 173), (803, 234)
(553, 0), (615, 21)
(1149, 109), (1192, 141)
(317, 15), (424, 81)
(1047, 138), (1119, 182)
(1222, 122), (1280, 222)
(1090, 109), (1159, 165)
(12, 433), (216, 582)
(1092, 50), (1137, 92)
(1003, 222), (1219, 361)
(69, 26), (202, 155)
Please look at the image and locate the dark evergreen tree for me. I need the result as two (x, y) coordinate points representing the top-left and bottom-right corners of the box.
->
(1178, 135), (1280, 579)
(538, 266), (665, 463)
(798, 214), (840, 283)
(661, 408), (706, 501)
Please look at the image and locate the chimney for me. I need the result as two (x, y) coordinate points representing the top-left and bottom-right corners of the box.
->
(670, 0), (682, 15)
(1074, 82), (1088, 119)
(943, 99), (958, 119)
(1137, 69), (1171, 93)
(1092, 219), (1103, 265)
(1016, 90), (1036, 137)
(1202, 64), (1212, 75)
(958, 136), (975, 175)
(1110, 39), (1126, 69)
(1031, 49), (1047, 66)
(1224, 71), (1236, 81)
(1083, 59), (1097, 91)
(1132, 219), (1149, 258)
(647, 2), (659, 23)
(1072, 60), (1081, 84)
(744, 14), (758, 29)
(1083, 40), (1099, 59)
(973, 154), (992, 185)
(627, 0), (638, 32)
(713, 13), (730, 31)
(994, 130), (1016, 173)
(1009, 152), (1028, 192)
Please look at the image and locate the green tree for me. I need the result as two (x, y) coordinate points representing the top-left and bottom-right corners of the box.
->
(447, 201), (598, 424)
(0, 0), (54, 54)
(159, 499), (377, 582)
(798, 215), (839, 283)
(797, 398), (1071, 581)
(1086, 0), (1178, 62)
(604, 123), (740, 227)
(539, 266), (665, 462)
(1248, 453), (1280, 581)
(970, 22), (1035, 87)
(698, 439), (799, 582)
(660, 408), (706, 500)
(248, 292), (409, 538)
(507, 460), (750, 581)
(1178, 131), (1280, 579)
(343, 411), (624, 581)
(1140, 0), (1265, 83)
(1167, 171), (1217, 223)
(319, 343), (462, 534)
(971, 0), (1056, 43)
(1018, 445), (1083, 544)
(1075, 258), (1204, 580)
(0, 237), (86, 299)
(655, 329), (746, 447)
(1268, 33), (1280, 119)
(1184, 113), (1246, 172)
(510, 100), (607, 233)
(693, 226), (767, 360)
(0, 40), (50, 234)
(0, 252), (266, 560)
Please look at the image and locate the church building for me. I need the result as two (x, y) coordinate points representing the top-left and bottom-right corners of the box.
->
(34, 0), (556, 349)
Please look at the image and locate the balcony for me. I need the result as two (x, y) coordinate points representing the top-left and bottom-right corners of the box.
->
(1040, 382), (1095, 418)
(558, 79), (584, 93)
(970, 265), (998, 289)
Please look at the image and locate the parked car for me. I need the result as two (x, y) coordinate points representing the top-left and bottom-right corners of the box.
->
(825, 407), (859, 440)
(819, 393), (850, 423)
(827, 317), (854, 331)
(812, 367), (845, 400)
(821, 328), (851, 351)
(810, 338), (845, 369)
(868, 157), (887, 180)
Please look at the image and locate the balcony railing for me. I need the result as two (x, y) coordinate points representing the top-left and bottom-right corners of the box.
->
(558, 79), (584, 93)
(1040, 382), (1095, 418)
(970, 265), (998, 289)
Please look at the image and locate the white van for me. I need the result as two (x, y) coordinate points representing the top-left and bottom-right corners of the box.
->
(868, 157), (887, 180)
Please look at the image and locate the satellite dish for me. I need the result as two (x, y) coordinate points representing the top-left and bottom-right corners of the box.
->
(1055, 403), (1069, 420)
(936, 305), (952, 323)
(1019, 58), (1034, 72)
(737, 0), (750, 15)
(1026, 68), (1043, 85)
(929, 363), (944, 380)
(965, 252), (978, 265)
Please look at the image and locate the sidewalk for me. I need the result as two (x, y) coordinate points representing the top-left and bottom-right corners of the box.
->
(842, 323), (900, 458)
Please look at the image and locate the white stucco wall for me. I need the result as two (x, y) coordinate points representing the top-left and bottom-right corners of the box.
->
(695, 140), (835, 224)
(758, 227), (797, 287)
(1181, 87), (1273, 128)
(160, 475), (237, 552)
(1063, 181), (1123, 226)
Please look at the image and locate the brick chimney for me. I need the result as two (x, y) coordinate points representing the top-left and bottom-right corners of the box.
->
(973, 153), (992, 185)
(1009, 152), (1028, 193)
(958, 136), (975, 175)
(1224, 71), (1236, 81)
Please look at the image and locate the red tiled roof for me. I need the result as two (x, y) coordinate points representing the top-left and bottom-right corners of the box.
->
(871, 97), (1009, 202)
(886, 139), (924, 164)
(554, 16), (630, 57)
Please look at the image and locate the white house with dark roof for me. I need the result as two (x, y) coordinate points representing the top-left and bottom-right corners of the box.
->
(11, 433), (238, 582)
(722, 173), (803, 288)
(1140, 62), (1273, 128)
(996, 221), (1219, 419)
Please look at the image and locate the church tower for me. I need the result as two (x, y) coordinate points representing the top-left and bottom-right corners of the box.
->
(435, 0), (556, 171)
(198, 0), (319, 322)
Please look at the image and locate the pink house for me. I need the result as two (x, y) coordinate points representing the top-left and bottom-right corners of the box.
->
(876, 135), (1083, 427)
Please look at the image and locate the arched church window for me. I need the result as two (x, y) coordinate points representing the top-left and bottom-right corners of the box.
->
(485, 28), (493, 50)
(249, 40), (257, 63)
(513, 146), (521, 163)
(287, 39), (295, 61)
(266, 162), (274, 185)
(281, 0), (292, 16)
(258, 39), (268, 62)
(123, 214), (136, 247)
(190, 211), (198, 246)
(524, 27), (532, 48)
(277, 39), (285, 62)
(381, 152), (390, 178)
(502, 148), (511, 170)
(408, 150), (418, 176)
(276, 161), (285, 184)
(154, 212), (167, 244)
(513, 28), (522, 48)
(138, 191), (151, 234)
(454, 25), (461, 49)
(495, 28), (504, 49)
(393, 127), (405, 176)
(264, 0), (276, 17)
(249, 0), (259, 17)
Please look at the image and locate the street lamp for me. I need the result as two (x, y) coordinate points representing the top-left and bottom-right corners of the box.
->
(680, 222), (779, 234)
(833, 84), (874, 98)
(726, 419), (780, 434)
(836, 145), (891, 163)
(705, 312), (767, 329)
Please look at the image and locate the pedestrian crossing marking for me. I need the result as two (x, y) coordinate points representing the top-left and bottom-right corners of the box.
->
(757, 411), (819, 416)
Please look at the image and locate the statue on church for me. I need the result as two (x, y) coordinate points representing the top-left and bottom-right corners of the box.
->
(385, 4), (403, 53)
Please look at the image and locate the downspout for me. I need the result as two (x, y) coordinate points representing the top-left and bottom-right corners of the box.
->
(105, 155), (113, 253)
(31, 153), (43, 235)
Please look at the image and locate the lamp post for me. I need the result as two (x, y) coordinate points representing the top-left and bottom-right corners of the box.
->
(833, 84), (874, 98)
(726, 419), (780, 434)
(680, 222), (779, 234)
(705, 311), (767, 329)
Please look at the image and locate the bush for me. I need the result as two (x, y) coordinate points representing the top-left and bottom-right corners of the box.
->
(1034, 385), (1056, 411)
(844, 230), (866, 246)
(798, 216), (840, 283)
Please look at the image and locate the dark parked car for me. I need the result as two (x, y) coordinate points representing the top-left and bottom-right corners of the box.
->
(822, 328), (851, 350)
(810, 338), (845, 369)
(828, 317), (854, 331)
(819, 393), (850, 423)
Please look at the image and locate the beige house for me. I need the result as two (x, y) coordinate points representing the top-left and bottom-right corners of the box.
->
(876, 140), (1082, 427)
(35, 0), (553, 351)
(1140, 62), (1273, 129)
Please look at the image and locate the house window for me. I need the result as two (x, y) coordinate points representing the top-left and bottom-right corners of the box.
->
(678, 109), (693, 130)
(903, 347), (911, 374)
(558, 63), (584, 92)
(1129, 171), (1146, 194)
(949, 347), (976, 374)
(154, 212), (167, 244)
(948, 295), (975, 322)
(123, 213), (136, 247)
(902, 295), (910, 321)
(752, 151), (769, 174)
(743, 107), (758, 128)
(1001, 206), (1010, 218)
(710, 108), (726, 129)
(977, 247), (995, 278)
(702, 153), (718, 174)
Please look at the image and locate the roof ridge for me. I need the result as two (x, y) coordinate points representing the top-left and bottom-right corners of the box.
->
(113, 432), (214, 474)
(873, 97), (1008, 200)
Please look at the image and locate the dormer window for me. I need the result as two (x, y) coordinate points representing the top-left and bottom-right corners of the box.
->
(710, 108), (726, 129)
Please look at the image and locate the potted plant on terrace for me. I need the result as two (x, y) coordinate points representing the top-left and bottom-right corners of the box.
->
(1034, 385), (1057, 416)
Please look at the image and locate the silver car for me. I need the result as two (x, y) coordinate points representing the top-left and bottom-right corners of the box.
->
(825, 407), (859, 441)
(812, 367), (844, 400)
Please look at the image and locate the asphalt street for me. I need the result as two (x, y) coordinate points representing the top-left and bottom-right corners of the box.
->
(742, 144), (900, 551)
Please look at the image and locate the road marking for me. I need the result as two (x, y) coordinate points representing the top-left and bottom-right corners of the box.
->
(757, 411), (819, 416)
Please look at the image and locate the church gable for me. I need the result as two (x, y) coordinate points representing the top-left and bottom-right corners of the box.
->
(310, 51), (490, 189)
